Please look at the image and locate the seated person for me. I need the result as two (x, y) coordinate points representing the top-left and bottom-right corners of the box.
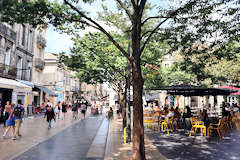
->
(161, 107), (175, 120)
(183, 106), (192, 118)
(154, 105), (162, 112)
(174, 107), (181, 119)
(167, 107), (175, 118)
(200, 109), (210, 127)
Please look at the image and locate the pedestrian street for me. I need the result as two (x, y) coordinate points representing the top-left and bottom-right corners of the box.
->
(0, 111), (108, 160)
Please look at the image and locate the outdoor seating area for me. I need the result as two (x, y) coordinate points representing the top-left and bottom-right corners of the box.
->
(144, 106), (240, 160)
(144, 106), (240, 139)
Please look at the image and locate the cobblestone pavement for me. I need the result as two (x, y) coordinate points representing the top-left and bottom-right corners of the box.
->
(146, 129), (240, 160)
(0, 111), (107, 160)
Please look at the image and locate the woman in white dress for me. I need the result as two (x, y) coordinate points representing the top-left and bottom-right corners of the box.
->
(54, 102), (61, 119)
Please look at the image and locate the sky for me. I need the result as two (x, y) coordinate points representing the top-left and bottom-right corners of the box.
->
(45, 0), (169, 54)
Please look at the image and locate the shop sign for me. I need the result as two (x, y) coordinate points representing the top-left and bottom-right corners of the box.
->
(12, 92), (17, 104)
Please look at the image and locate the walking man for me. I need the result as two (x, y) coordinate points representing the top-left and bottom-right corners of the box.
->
(13, 100), (24, 140)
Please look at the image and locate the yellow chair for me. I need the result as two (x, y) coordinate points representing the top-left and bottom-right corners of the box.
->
(144, 113), (156, 129)
(189, 121), (206, 136)
(158, 118), (165, 133)
(161, 116), (174, 134)
(190, 117), (197, 126)
(207, 119), (223, 138)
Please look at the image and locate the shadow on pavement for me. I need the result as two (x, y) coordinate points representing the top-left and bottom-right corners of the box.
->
(146, 129), (240, 160)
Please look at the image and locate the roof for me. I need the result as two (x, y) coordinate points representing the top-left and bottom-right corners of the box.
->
(44, 53), (58, 60)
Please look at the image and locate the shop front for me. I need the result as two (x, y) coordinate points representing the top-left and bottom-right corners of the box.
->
(0, 77), (32, 121)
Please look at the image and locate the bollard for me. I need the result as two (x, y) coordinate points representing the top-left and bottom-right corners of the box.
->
(124, 127), (127, 144)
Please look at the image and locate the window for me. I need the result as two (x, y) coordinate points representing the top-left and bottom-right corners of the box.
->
(0, 35), (2, 48)
(25, 61), (32, 81)
(35, 71), (39, 83)
(164, 64), (169, 68)
(38, 48), (42, 58)
(17, 56), (23, 79)
(21, 25), (25, 46)
(4, 47), (11, 66)
(28, 30), (33, 51)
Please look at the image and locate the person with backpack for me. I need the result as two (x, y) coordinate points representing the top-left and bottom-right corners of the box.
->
(12, 100), (24, 140)
(44, 105), (55, 129)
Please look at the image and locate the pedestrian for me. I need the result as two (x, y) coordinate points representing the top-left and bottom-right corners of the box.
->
(3, 101), (11, 127)
(3, 102), (15, 139)
(44, 105), (55, 129)
(107, 107), (113, 120)
(81, 102), (87, 120)
(12, 100), (24, 140)
(62, 102), (67, 120)
(72, 102), (78, 120)
(54, 101), (61, 119)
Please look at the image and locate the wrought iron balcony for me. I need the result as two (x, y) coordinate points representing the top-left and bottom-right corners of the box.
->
(0, 23), (17, 41)
(0, 63), (17, 79)
(37, 34), (46, 48)
(35, 58), (45, 70)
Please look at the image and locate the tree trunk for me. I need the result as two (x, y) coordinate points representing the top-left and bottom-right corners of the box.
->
(131, 8), (146, 160)
(132, 65), (145, 160)
(119, 89), (127, 129)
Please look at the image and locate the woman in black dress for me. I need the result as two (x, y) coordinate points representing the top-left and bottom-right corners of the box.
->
(62, 102), (67, 120)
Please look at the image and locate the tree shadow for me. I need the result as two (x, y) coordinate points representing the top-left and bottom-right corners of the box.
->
(146, 128), (240, 160)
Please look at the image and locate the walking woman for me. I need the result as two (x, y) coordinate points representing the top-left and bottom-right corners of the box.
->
(3, 102), (15, 139)
(54, 101), (61, 119)
(62, 102), (67, 120)
(44, 105), (55, 129)
(3, 101), (11, 127)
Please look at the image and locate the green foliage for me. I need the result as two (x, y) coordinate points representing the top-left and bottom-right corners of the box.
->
(174, 42), (240, 86)
(59, 32), (128, 89)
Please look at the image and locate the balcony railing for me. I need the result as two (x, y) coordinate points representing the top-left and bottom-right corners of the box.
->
(0, 63), (17, 79)
(37, 35), (46, 48)
(0, 23), (17, 41)
(35, 58), (45, 70)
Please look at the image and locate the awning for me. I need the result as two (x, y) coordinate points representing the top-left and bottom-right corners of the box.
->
(220, 86), (240, 96)
(35, 85), (57, 97)
(150, 85), (237, 96)
(55, 87), (64, 92)
(0, 77), (32, 92)
(17, 79), (34, 88)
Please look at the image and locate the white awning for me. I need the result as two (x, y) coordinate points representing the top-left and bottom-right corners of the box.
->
(0, 77), (32, 92)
